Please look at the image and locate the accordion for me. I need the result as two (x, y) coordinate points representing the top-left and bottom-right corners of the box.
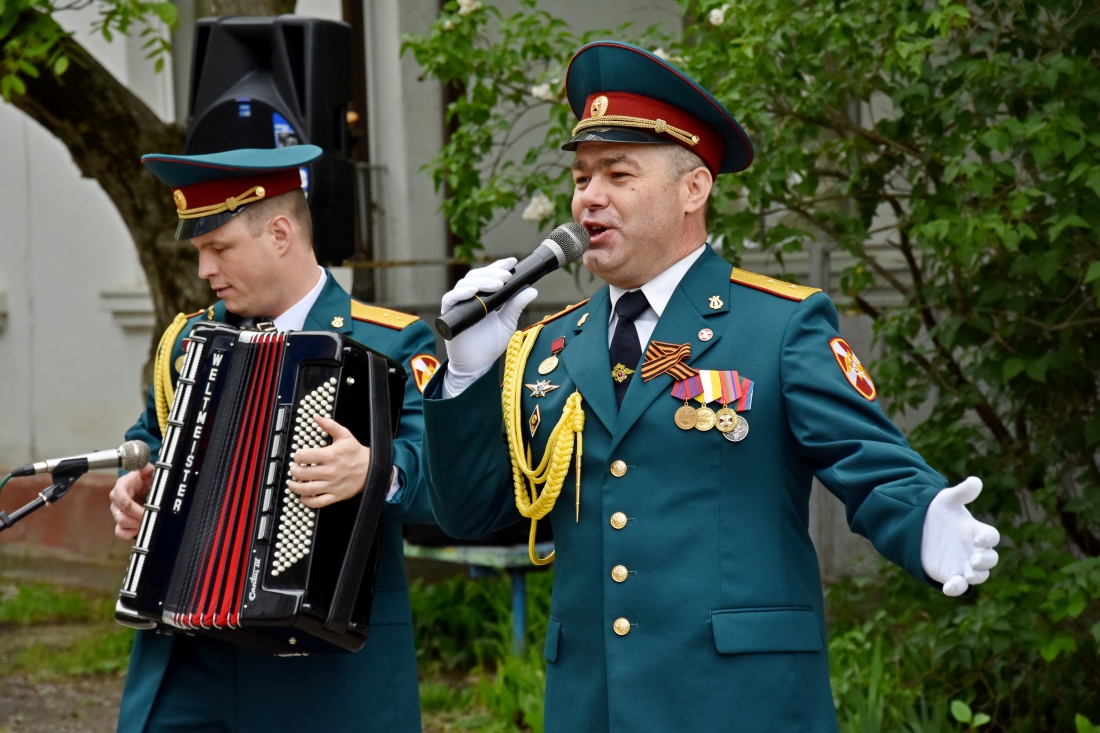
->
(115, 322), (407, 655)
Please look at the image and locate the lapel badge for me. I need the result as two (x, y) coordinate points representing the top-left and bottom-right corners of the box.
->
(331, 316), (345, 328)
(525, 379), (562, 398)
(529, 404), (541, 437)
(539, 336), (566, 375)
(207, 306), (215, 320)
(698, 328), (713, 342)
(708, 295), (723, 310)
(576, 312), (589, 327)
(611, 363), (635, 384)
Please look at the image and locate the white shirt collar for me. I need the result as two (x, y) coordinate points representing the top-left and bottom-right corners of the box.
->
(273, 266), (327, 332)
(608, 244), (707, 318)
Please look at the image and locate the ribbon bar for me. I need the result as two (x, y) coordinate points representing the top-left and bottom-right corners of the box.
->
(641, 341), (698, 382)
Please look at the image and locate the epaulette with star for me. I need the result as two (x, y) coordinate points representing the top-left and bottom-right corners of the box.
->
(350, 300), (420, 330)
(730, 267), (821, 302)
(523, 299), (590, 331)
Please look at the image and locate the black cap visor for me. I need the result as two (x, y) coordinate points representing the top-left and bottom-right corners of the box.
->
(174, 207), (248, 240)
(561, 126), (674, 151)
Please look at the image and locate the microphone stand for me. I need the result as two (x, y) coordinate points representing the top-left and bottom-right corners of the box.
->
(0, 458), (88, 533)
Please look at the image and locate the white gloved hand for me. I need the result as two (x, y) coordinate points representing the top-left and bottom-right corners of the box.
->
(441, 257), (539, 397)
(921, 477), (1000, 596)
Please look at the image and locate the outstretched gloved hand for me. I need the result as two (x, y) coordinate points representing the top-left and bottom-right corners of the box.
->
(441, 257), (539, 398)
(921, 477), (1000, 596)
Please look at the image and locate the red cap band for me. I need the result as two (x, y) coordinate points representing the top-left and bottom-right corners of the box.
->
(171, 167), (303, 219)
(576, 91), (725, 175)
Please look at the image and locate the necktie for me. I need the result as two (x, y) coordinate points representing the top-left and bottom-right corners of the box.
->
(609, 290), (650, 406)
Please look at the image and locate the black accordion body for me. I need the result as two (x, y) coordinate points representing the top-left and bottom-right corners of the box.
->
(115, 323), (406, 655)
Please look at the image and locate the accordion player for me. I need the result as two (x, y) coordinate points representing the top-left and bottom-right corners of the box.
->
(115, 322), (407, 656)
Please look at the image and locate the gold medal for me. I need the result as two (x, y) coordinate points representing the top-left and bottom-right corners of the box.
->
(674, 403), (698, 430)
(715, 406), (737, 433)
(538, 355), (558, 374)
(722, 415), (749, 442)
(695, 406), (716, 431)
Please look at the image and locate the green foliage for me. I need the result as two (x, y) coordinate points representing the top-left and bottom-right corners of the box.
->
(402, 0), (666, 261)
(0, 0), (175, 101)
(477, 648), (546, 733)
(0, 583), (102, 625)
(411, 569), (553, 674)
(409, 2), (1100, 727)
(12, 627), (134, 677)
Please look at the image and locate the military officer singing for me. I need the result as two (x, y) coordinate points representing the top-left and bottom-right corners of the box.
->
(422, 42), (1001, 732)
(108, 146), (439, 733)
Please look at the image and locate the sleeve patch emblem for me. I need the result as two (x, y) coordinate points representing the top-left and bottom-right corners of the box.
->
(830, 337), (876, 401)
(410, 353), (441, 394)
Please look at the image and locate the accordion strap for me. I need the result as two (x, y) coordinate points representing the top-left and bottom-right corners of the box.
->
(324, 352), (395, 634)
(154, 313), (191, 437)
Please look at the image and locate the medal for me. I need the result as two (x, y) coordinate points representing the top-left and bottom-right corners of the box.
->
(723, 415), (749, 442)
(671, 374), (705, 429)
(695, 406), (716, 431)
(715, 406), (737, 433)
(538, 337), (567, 375)
(674, 403), (698, 430)
(525, 379), (561, 398)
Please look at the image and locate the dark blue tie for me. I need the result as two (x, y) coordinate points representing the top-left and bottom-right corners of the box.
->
(609, 290), (650, 406)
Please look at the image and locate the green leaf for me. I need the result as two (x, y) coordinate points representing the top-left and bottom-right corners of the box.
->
(951, 700), (973, 723)
(1076, 714), (1098, 733)
(1026, 356), (1050, 383)
(974, 713), (991, 727)
(1064, 136), (1087, 161)
(1086, 262), (1100, 284)
(1003, 358), (1026, 382)
(52, 54), (67, 75)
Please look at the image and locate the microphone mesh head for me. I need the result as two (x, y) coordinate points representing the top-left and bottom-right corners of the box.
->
(548, 223), (590, 264)
(121, 440), (151, 471)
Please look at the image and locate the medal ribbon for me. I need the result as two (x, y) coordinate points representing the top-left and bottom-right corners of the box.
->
(670, 374), (704, 401)
(641, 341), (698, 382)
(737, 376), (754, 411)
(693, 370), (743, 406)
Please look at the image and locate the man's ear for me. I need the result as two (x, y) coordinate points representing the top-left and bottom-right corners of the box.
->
(682, 167), (713, 215)
(268, 214), (295, 255)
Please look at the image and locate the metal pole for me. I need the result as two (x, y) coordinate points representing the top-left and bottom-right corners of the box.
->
(510, 569), (527, 656)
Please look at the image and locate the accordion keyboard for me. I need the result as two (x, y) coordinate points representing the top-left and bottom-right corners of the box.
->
(272, 378), (338, 576)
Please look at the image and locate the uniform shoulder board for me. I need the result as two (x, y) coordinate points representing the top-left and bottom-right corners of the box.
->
(523, 299), (590, 331)
(730, 267), (821, 302)
(350, 300), (420, 330)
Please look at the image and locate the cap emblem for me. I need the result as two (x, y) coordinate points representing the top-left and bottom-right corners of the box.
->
(591, 95), (609, 118)
(173, 190), (187, 210)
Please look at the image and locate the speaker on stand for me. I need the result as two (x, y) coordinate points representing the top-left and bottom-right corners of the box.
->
(184, 16), (356, 265)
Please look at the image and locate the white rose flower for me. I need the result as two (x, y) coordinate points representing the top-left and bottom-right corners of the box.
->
(652, 47), (670, 60)
(522, 192), (555, 222)
(457, 0), (480, 16)
(442, 19), (455, 30)
(531, 83), (556, 102)
(708, 4), (730, 25)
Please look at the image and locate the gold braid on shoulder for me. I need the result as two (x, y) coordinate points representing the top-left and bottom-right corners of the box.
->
(502, 325), (585, 565)
(153, 313), (190, 436)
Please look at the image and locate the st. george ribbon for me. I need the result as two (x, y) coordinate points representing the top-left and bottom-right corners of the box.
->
(434, 222), (590, 340)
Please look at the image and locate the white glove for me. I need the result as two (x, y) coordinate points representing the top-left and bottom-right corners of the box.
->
(441, 257), (539, 397)
(921, 477), (1000, 596)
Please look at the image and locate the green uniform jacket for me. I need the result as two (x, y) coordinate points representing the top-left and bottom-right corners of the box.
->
(422, 247), (945, 733)
(117, 273), (437, 733)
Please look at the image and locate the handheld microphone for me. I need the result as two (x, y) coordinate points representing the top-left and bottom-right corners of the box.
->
(435, 222), (590, 340)
(10, 440), (152, 478)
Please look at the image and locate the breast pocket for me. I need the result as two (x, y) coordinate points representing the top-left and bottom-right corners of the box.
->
(710, 606), (824, 654)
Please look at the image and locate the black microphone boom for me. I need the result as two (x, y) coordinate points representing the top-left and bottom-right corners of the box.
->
(10, 441), (151, 478)
(435, 223), (590, 340)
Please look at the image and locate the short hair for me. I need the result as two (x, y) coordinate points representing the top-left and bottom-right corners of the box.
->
(238, 188), (313, 243)
(662, 144), (711, 215)
(663, 144), (709, 182)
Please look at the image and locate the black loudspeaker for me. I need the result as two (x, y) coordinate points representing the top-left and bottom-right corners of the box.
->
(185, 16), (355, 265)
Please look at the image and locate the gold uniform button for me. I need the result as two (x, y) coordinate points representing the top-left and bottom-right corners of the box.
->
(610, 512), (627, 530)
(610, 460), (627, 477)
(611, 565), (628, 583)
(613, 617), (631, 636)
